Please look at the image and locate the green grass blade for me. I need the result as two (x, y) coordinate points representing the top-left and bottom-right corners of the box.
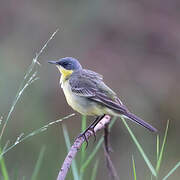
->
(81, 115), (87, 164)
(80, 116), (87, 180)
(109, 117), (117, 129)
(121, 117), (157, 177)
(91, 159), (99, 180)
(80, 117), (117, 173)
(156, 120), (169, 173)
(13, 167), (19, 180)
(156, 135), (159, 162)
(132, 155), (137, 180)
(0, 147), (9, 180)
(62, 124), (79, 180)
(162, 161), (180, 180)
(31, 146), (46, 180)
(0, 72), (37, 141)
(80, 136), (103, 174)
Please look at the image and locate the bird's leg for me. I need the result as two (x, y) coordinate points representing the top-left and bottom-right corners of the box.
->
(86, 114), (106, 142)
(77, 116), (100, 147)
(89, 114), (106, 142)
(78, 114), (105, 148)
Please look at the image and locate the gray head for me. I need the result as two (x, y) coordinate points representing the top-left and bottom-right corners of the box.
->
(48, 57), (82, 71)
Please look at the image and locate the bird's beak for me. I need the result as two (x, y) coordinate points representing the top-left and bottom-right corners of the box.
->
(48, 60), (58, 65)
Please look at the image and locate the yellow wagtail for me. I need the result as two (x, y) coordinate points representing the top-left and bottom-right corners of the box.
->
(48, 57), (157, 139)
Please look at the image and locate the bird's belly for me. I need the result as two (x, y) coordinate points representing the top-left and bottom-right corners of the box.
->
(62, 81), (104, 116)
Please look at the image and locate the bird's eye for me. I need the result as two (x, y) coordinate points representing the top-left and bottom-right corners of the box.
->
(63, 62), (68, 66)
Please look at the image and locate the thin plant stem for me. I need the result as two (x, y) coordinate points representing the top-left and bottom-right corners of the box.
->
(0, 114), (75, 159)
(80, 115), (87, 180)
(156, 120), (169, 173)
(90, 159), (99, 180)
(121, 117), (157, 177)
(0, 147), (9, 180)
(0, 29), (59, 141)
(132, 155), (136, 180)
(162, 161), (180, 180)
(31, 146), (46, 180)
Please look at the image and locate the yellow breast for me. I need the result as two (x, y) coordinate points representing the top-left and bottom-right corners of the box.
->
(57, 65), (73, 83)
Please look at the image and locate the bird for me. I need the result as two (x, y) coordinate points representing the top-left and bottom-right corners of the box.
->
(48, 57), (157, 141)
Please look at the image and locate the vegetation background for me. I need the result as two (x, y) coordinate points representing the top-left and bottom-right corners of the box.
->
(0, 0), (180, 179)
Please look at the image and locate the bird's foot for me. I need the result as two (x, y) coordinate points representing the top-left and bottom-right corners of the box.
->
(77, 131), (89, 148)
(77, 127), (96, 149)
(76, 115), (105, 149)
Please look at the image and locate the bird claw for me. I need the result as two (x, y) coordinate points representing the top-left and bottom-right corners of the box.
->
(77, 132), (89, 148)
(76, 115), (105, 149)
(77, 126), (96, 149)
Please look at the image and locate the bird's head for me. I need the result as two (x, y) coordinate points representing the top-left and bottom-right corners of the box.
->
(48, 57), (82, 77)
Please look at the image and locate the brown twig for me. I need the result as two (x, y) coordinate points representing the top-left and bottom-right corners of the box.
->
(104, 124), (119, 180)
(57, 115), (111, 180)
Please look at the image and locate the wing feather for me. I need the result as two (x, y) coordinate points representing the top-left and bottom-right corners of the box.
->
(69, 69), (125, 112)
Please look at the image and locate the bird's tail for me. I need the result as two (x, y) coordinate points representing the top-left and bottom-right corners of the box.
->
(123, 112), (157, 132)
(92, 93), (157, 132)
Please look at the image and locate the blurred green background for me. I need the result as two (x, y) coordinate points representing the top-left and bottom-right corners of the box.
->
(0, 0), (180, 179)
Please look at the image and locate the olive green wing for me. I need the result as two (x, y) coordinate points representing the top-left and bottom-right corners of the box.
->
(69, 69), (116, 98)
(69, 69), (125, 112)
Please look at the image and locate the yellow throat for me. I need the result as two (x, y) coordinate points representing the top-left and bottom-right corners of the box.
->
(57, 66), (73, 82)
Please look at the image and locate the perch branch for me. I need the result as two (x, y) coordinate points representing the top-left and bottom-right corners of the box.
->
(104, 124), (119, 180)
(57, 115), (111, 180)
